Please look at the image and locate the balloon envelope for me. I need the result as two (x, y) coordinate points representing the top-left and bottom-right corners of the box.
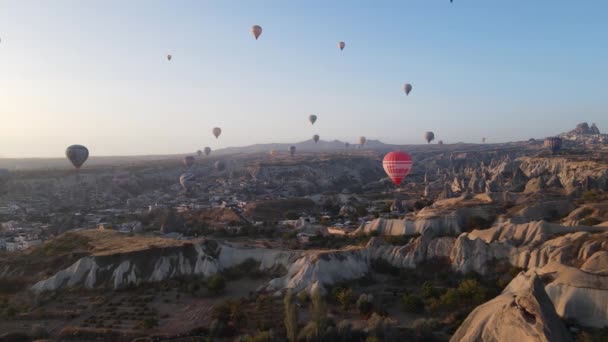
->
(214, 160), (226, 171)
(212, 127), (222, 139)
(544, 137), (562, 153)
(179, 172), (196, 192)
(183, 156), (195, 168)
(204, 146), (212, 156)
(403, 83), (413, 95)
(197, 150), (203, 157)
(313, 134), (320, 143)
(289, 145), (296, 156)
(424, 131), (435, 144)
(167, 54), (172, 61)
(309, 115), (317, 125)
(383, 151), (413, 186)
(359, 136), (366, 145)
(251, 25), (262, 40)
(0, 169), (10, 186)
(66, 145), (89, 169)
(338, 41), (345, 50)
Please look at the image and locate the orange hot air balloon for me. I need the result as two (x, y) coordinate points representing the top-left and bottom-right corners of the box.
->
(251, 25), (262, 40)
(382, 151), (413, 186)
(338, 41), (345, 51)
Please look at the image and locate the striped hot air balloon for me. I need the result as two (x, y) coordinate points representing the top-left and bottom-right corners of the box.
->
(382, 151), (413, 186)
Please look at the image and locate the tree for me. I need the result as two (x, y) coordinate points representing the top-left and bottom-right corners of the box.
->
(284, 289), (298, 342)
(333, 287), (354, 311)
(207, 274), (226, 295)
(356, 294), (373, 317)
(401, 294), (424, 314)
(311, 286), (328, 339)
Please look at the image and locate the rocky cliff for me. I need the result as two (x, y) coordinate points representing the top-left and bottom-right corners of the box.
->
(451, 272), (572, 342)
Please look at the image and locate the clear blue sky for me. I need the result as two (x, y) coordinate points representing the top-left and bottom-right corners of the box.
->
(1, 1), (607, 157)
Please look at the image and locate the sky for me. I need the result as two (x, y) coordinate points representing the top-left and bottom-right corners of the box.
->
(1, 1), (607, 158)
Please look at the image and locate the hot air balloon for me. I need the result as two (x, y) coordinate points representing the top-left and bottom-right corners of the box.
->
(251, 25), (262, 40)
(167, 54), (172, 61)
(214, 160), (226, 171)
(338, 41), (345, 51)
(204, 146), (212, 156)
(66, 145), (89, 169)
(359, 136), (367, 146)
(345, 142), (350, 148)
(382, 151), (413, 186)
(289, 145), (296, 156)
(183, 156), (195, 168)
(179, 172), (196, 192)
(309, 115), (317, 125)
(197, 150), (203, 157)
(313, 134), (320, 143)
(212, 127), (222, 139)
(0, 169), (10, 187)
(544, 137), (562, 153)
(438, 140), (444, 146)
(482, 137), (487, 143)
(424, 132), (435, 144)
(403, 83), (413, 96)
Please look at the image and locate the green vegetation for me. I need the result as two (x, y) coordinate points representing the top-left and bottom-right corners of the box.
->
(576, 327), (608, 342)
(356, 293), (374, 317)
(140, 317), (158, 329)
(582, 190), (600, 202)
(401, 293), (424, 314)
(579, 217), (602, 226)
(283, 289), (298, 342)
(332, 287), (355, 311)
(207, 274), (226, 295)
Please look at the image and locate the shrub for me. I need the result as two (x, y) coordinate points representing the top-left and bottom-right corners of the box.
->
(401, 294), (424, 314)
(297, 290), (309, 303)
(356, 294), (373, 317)
(212, 299), (246, 328)
(582, 191), (599, 202)
(370, 258), (399, 276)
(284, 289), (298, 342)
(421, 281), (441, 299)
(366, 313), (397, 340)
(412, 318), (441, 338)
(332, 287), (355, 311)
(580, 217), (602, 226)
(246, 330), (274, 342)
(207, 274), (226, 295)
(311, 287), (328, 337)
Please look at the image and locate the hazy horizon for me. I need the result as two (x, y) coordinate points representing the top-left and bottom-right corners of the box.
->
(1, 1), (607, 158)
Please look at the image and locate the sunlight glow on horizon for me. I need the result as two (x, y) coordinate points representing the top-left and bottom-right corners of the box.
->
(1, 1), (607, 158)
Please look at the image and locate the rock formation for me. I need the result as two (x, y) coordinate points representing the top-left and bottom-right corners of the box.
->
(451, 272), (572, 342)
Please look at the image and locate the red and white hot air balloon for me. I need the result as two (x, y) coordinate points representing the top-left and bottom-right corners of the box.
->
(382, 151), (413, 186)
